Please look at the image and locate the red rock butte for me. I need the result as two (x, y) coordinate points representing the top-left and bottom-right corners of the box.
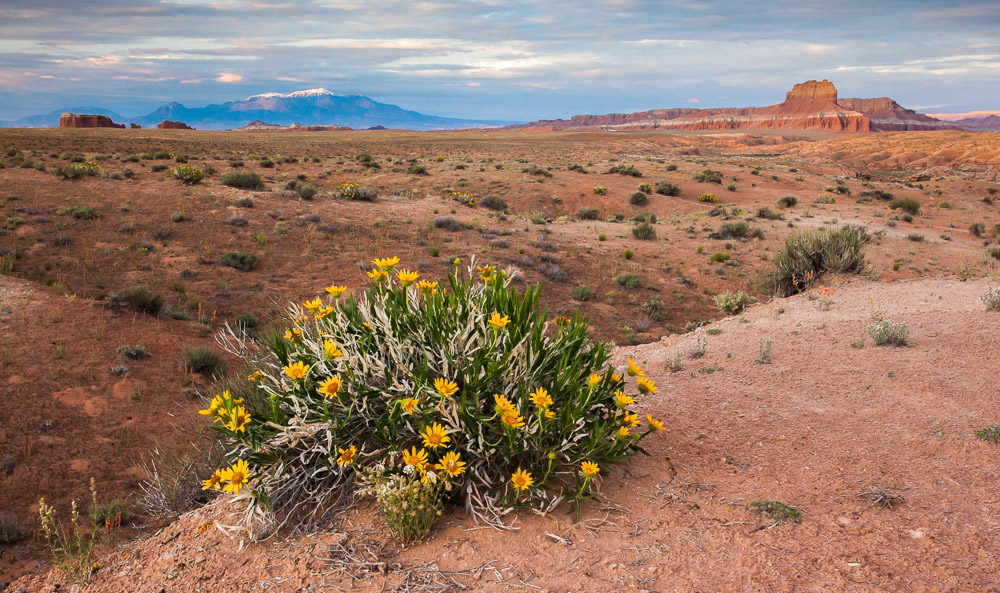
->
(520, 80), (961, 133)
(157, 120), (194, 130)
(59, 113), (125, 129)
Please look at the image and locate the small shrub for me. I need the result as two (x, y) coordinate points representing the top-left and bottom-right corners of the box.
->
(117, 286), (164, 315)
(541, 263), (567, 282)
(693, 169), (722, 184)
(770, 226), (868, 295)
(970, 222), (986, 238)
(570, 286), (594, 301)
(867, 320), (908, 346)
(577, 207), (600, 220)
(814, 194), (836, 204)
(632, 222), (656, 240)
(592, 185), (608, 195)
(755, 338), (772, 364)
(756, 207), (784, 220)
(890, 197), (921, 215)
(859, 189), (894, 201)
(60, 161), (104, 179)
(718, 221), (748, 238)
(226, 213), (248, 227)
(117, 344), (147, 360)
(697, 192), (718, 203)
(480, 195), (507, 212)
(777, 195), (798, 208)
(68, 206), (101, 220)
(607, 165), (642, 177)
(975, 425), (1000, 443)
(521, 164), (553, 178)
(624, 248), (634, 259)
(710, 251), (730, 263)
(981, 287), (1000, 311)
(654, 181), (680, 196)
(434, 216), (463, 231)
(407, 164), (429, 175)
(637, 182), (653, 194)
(171, 164), (204, 185)
(296, 183), (317, 200)
(713, 291), (757, 315)
(221, 251), (258, 271)
(0, 517), (26, 545)
(629, 191), (648, 206)
(567, 164), (589, 173)
(747, 500), (801, 524)
(221, 171), (265, 190)
(235, 312), (257, 332)
(616, 273), (640, 289)
(182, 346), (226, 377)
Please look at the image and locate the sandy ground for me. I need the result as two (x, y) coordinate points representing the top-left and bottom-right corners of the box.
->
(11, 275), (1000, 593)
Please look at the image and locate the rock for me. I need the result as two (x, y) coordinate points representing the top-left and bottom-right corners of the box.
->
(59, 113), (125, 128)
(157, 120), (194, 130)
(129, 123), (141, 129)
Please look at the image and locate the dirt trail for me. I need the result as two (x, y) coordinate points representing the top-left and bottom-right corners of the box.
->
(12, 275), (1000, 593)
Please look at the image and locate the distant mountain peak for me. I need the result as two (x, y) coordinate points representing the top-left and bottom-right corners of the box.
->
(245, 88), (335, 101)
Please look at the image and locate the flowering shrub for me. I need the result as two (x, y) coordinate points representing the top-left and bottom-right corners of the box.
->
(592, 185), (608, 195)
(447, 191), (477, 208)
(60, 161), (105, 179)
(171, 164), (204, 185)
(205, 258), (662, 538)
(338, 183), (378, 201)
(697, 192), (719, 203)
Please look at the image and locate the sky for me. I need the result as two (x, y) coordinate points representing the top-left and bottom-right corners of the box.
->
(1, 0), (998, 121)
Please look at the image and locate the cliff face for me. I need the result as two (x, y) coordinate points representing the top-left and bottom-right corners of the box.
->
(157, 120), (193, 130)
(953, 115), (1000, 131)
(837, 98), (961, 131)
(518, 80), (954, 133)
(59, 113), (125, 129)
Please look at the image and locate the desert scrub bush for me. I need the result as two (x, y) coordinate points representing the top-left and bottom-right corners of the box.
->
(38, 498), (95, 582)
(337, 183), (378, 201)
(769, 226), (869, 295)
(448, 191), (477, 208)
(203, 258), (662, 538)
(859, 189), (893, 202)
(236, 196), (254, 208)
(221, 251), (258, 271)
(480, 195), (507, 212)
(68, 205), (101, 220)
(776, 195), (798, 208)
(632, 221), (656, 240)
(171, 164), (204, 185)
(747, 500), (801, 524)
(890, 197), (921, 215)
(570, 286), (594, 301)
(814, 194), (836, 204)
(0, 517), (26, 545)
(970, 222), (986, 237)
(592, 185), (608, 195)
(654, 181), (680, 196)
(433, 216), (463, 231)
(521, 164), (553, 178)
(867, 320), (908, 346)
(713, 291), (757, 315)
(637, 182), (653, 194)
(607, 165), (642, 177)
(975, 425), (1000, 443)
(697, 192), (718, 203)
(183, 345), (226, 377)
(981, 287), (1000, 311)
(718, 221), (749, 238)
(117, 344), (147, 360)
(693, 169), (722, 184)
(756, 207), (784, 220)
(407, 164), (429, 175)
(577, 207), (600, 220)
(616, 273), (640, 289)
(60, 161), (105, 179)
(221, 170), (265, 190)
(116, 286), (164, 315)
(629, 191), (648, 206)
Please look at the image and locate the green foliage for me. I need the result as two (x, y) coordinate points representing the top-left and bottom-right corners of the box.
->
(890, 197), (921, 214)
(975, 425), (1000, 443)
(117, 286), (164, 315)
(68, 206), (101, 220)
(521, 164), (553, 178)
(616, 273), (640, 289)
(777, 195), (798, 208)
(637, 182), (653, 194)
(182, 345), (226, 377)
(480, 195), (508, 212)
(577, 207), (600, 220)
(570, 286), (594, 301)
(207, 260), (660, 536)
(747, 500), (802, 523)
(769, 226), (869, 296)
(867, 320), (908, 346)
(632, 222), (656, 240)
(756, 207), (784, 220)
(221, 171), (265, 190)
(859, 189), (893, 202)
(693, 169), (722, 184)
(60, 161), (105, 179)
(713, 291), (756, 315)
(221, 251), (258, 271)
(982, 287), (1000, 311)
(607, 165), (642, 177)
(629, 191), (648, 206)
(718, 221), (749, 238)
(171, 164), (204, 185)
(592, 185), (608, 195)
(814, 194), (836, 204)
(654, 181), (680, 196)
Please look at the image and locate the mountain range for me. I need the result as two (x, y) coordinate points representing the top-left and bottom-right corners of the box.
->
(0, 89), (511, 131)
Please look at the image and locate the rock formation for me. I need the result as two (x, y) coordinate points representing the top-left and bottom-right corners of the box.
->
(157, 120), (193, 130)
(59, 113), (125, 129)
(129, 123), (141, 129)
(518, 80), (959, 133)
(953, 115), (1000, 131)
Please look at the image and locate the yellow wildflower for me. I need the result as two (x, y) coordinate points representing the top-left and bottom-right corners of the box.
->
(433, 377), (458, 398)
(529, 387), (553, 408)
(294, 315), (309, 325)
(647, 415), (665, 431)
(198, 395), (223, 418)
(402, 446), (429, 469)
(435, 451), (466, 477)
(336, 445), (357, 467)
(318, 376), (342, 399)
(488, 312), (510, 329)
(201, 469), (224, 490)
(367, 268), (387, 281)
(636, 376), (657, 395)
(220, 459), (250, 495)
(197, 521), (212, 533)
(510, 467), (533, 491)
(325, 285), (347, 298)
(614, 390), (634, 407)
(494, 393), (515, 413)
(581, 461), (599, 477)
(316, 306), (334, 319)
(397, 269), (419, 285)
(627, 358), (644, 378)
(553, 315), (569, 326)
(611, 372), (622, 382)
(501, 409), (526, 429)
(477, 265), (493, 280)
(303, 298), (322, 312)
(589, 374), (601, 387)
(416, 280), (438, 293)
(618, 426), (630, 437)
(247, 370), (263, 383)
(324, 340), (343, 359)
(284, 361), (309, 380)
(421, 423), (451, 449)
(226, 406), (250, 433)
(374, 256), (400, 269)
(401, 397), (418, 415)
(284, 328), (303, 341)
(544, 408), (555, 419)
(623, 411), (640, 428)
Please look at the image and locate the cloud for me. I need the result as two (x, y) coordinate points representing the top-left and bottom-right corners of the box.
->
(687, 98), (699, 104)
(215, 72), (244, 83)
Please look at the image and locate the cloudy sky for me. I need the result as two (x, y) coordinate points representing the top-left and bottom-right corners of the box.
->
(1, 0), (998, 121)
